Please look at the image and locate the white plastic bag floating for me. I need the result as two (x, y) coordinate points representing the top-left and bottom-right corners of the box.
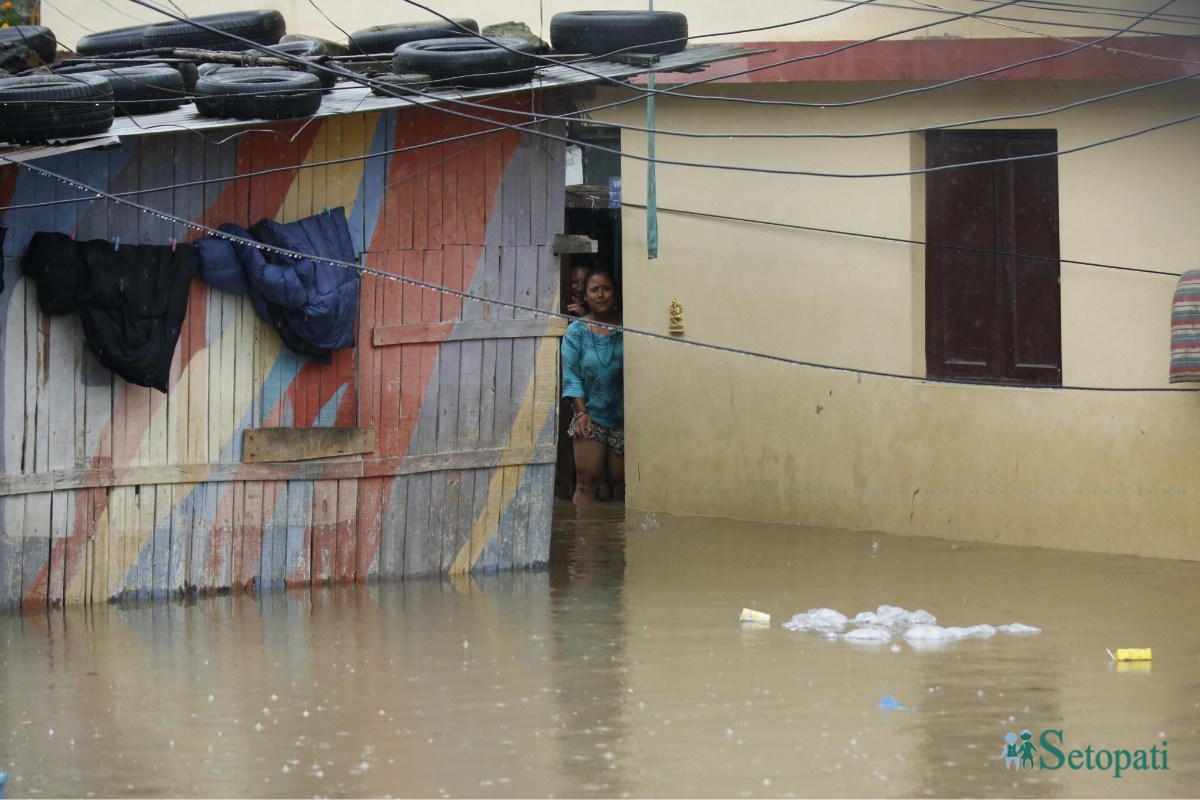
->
(783, 604), (1041, 648)
(781, 608), (848, 632)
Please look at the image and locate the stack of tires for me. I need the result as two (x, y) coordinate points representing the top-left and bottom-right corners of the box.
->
(0, 74), (115, 143)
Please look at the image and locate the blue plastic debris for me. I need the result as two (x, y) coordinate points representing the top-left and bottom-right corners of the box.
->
(878, 694), (913, 711)
(0, 767), (8, 799)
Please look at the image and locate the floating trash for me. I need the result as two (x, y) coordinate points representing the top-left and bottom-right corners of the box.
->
(783, 605), (1041, 649)
(739, 608), (770, 624)
(877, 694), (914, 710)
(1108, 647), (1152, 661)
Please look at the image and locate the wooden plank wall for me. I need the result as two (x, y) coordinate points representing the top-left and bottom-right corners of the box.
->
(0, 95), (564, 609)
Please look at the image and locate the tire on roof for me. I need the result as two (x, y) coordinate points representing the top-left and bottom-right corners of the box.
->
(549, 11), (688, 57)
(391, 36), (539, 88)
(92, 65), (186, 116)
(54, 60), (198, 93)
(193, 67), (322, 120)
(348, 19), (478, 56)
(0, 25), (58, 64)
(0, 74), (115, 143)
(142, 10), (286, 52)
(74, 24), (149, 56)
(251, 39), (337, 91)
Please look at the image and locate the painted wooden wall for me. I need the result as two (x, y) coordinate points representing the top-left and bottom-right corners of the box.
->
(0, 95), (566, 609)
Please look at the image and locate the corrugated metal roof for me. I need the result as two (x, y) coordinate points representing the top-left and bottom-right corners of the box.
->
(0, 43), (753, 158)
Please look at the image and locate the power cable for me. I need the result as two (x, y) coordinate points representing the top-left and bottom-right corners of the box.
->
(960, 0), (1200, 27)
(910, 0), (1200, 65)
(28, 0), (1191, 132)
(6, 152), (1194, 393)
(4, 6), (1193, 208)
(630, 0), (1184, 108)
(619, 202), (1184, 277)
(0, 117), (1186, 283)
(825, 0), (1200, 34)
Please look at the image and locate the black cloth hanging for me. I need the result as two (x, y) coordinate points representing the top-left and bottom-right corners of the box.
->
(20, 231), (195, 392)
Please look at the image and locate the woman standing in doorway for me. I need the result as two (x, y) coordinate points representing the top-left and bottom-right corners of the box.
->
(561, 267), (623, 503)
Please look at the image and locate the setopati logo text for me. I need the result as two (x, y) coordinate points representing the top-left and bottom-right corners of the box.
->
(1002, 729), (1168, 778)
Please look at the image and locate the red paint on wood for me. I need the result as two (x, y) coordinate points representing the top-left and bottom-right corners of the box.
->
(239, 481), (264, 591)
(378, 250), (405, 458)
(202, 484), (233, 590)
(333, 478), (357, 581)
(310, 479), (337, 583)
(355, 477), (385, 579)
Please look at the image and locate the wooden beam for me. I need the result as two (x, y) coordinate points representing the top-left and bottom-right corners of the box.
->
(552, 233), (598, 254)
(372, 318), (568, 347)
(242, 427), (376, 463)
(0, 446), (558, 497)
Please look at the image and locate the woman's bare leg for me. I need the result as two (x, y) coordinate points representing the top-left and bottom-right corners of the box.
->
(572, 437), (607, 503)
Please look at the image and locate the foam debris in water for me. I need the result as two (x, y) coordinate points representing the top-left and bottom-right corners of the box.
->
(783, 605), (1041, 648)
(781, 608), (848, 632)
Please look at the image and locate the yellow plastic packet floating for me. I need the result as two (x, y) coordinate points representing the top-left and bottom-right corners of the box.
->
(1107, 648), (1152, 661)
(739, 608), (770, 624)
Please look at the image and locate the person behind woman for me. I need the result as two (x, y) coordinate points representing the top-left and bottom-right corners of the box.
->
(561, 267), (623, 503)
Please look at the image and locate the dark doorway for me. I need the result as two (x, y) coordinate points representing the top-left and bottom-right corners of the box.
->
(555, 124), (624, 501)
(925, 130), (1061, 386)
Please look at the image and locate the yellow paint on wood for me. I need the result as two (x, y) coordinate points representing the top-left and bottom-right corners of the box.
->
(449, 321), (561, 573)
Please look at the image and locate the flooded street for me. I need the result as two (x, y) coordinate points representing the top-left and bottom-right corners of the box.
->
(2, 502), (1199, 798)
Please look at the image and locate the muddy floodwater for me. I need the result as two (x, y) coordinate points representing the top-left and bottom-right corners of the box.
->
(2, 502), (1199, 798)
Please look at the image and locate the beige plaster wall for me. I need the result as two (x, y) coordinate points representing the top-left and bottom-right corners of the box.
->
(44, 0), (1197, 59)
(594, 80), (1200, 560)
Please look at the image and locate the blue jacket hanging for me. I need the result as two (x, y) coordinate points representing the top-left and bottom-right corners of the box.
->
(194, 207), (359, 364)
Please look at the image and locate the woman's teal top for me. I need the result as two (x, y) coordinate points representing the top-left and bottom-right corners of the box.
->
(561, 319), (624, 428)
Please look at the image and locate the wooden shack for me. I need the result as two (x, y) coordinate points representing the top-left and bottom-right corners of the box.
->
(0, 45), (743, 609)
(0, 85), (578, 608)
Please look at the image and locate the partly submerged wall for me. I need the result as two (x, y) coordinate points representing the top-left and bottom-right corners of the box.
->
(0, 98), (566, 608)
(601, 77), (1200, 561)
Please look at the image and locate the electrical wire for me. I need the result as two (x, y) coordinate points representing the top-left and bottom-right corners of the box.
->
(626, 0), (1184, 108)
(619, 202), (1184, 278)
(3, 5), (1193, 225)
(910, 0), (1200, 65)
(25, 0), (1191, 135)
(960, 0), (1200, 27)
(5, 152), (1193, 394)
(826, 0), (1200, 35)
(0, 114), (1187, 282)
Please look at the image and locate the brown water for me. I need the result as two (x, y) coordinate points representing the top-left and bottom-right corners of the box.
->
(2, 502), (1198, 798)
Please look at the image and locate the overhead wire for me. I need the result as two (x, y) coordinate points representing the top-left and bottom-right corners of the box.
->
(618, 201), (1185, 278)
(824, 0), (1200, 34)
(6, 152), (1194, 394)
(28, 0), (1198, 182)
(2, 2), (1190, 278)
(909, 0), (1200, 65)
(24, 0), (1192, 133)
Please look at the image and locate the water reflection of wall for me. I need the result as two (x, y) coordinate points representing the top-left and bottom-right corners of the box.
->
(547, 501), (629, 798)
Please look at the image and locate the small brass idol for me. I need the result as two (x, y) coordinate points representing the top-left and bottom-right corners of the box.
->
(668, 298), (684, 335)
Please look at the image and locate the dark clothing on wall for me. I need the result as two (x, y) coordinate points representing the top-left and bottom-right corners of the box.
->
(20, 231), (85, 315)
(78, 242), (195, 393)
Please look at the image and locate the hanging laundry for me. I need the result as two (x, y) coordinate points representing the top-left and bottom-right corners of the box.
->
(194, 207), (359, 364)
(1170, 268), (1200, 383)
(19, 231), (195, 392)
(20, 230), (86, 314)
